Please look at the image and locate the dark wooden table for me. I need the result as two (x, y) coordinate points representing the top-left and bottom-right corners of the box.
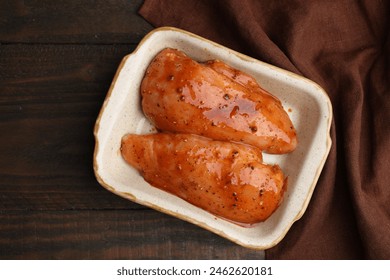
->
(0, 0), (265, 259)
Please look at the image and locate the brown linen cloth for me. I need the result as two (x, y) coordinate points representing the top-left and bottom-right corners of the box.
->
(139, 0), (390, 259)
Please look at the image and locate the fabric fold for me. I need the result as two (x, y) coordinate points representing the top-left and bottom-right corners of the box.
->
(139, 0), (390, 259)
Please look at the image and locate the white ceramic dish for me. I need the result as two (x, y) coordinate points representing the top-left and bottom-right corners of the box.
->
(93, 27), (332, 250)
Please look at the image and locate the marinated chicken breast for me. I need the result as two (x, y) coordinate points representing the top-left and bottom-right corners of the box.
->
(141, 48), (297, 154)
(121, 133), (287, 225)
(204, 59), (277, 101)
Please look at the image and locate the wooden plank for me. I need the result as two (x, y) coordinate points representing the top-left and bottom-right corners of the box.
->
(0, 0), (153, 43)
(0, 44), (142, 210)
(0, 210), (265, 259)
(0, 0), (267, 260)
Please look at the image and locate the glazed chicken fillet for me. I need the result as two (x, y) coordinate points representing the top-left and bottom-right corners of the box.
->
(120, 48), (297, 225)
(141, 48), (297, 154)
(121, 133), (287, 225)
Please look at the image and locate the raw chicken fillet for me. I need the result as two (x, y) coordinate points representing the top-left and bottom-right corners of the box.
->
(141, 48), (297, 154)
(120, 48), (297, 225)
(121, 133), (287, 225)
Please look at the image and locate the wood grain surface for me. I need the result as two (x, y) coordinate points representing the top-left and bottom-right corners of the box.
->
(0, 0), (265, 259)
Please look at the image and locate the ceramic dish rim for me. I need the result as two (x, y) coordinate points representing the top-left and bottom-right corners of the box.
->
(93, 26), (333, 250)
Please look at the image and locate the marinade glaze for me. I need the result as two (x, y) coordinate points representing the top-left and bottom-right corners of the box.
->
(121, 48), (297, 225)
(121, 133), (287, 225)
(141, 48), (297, 154)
